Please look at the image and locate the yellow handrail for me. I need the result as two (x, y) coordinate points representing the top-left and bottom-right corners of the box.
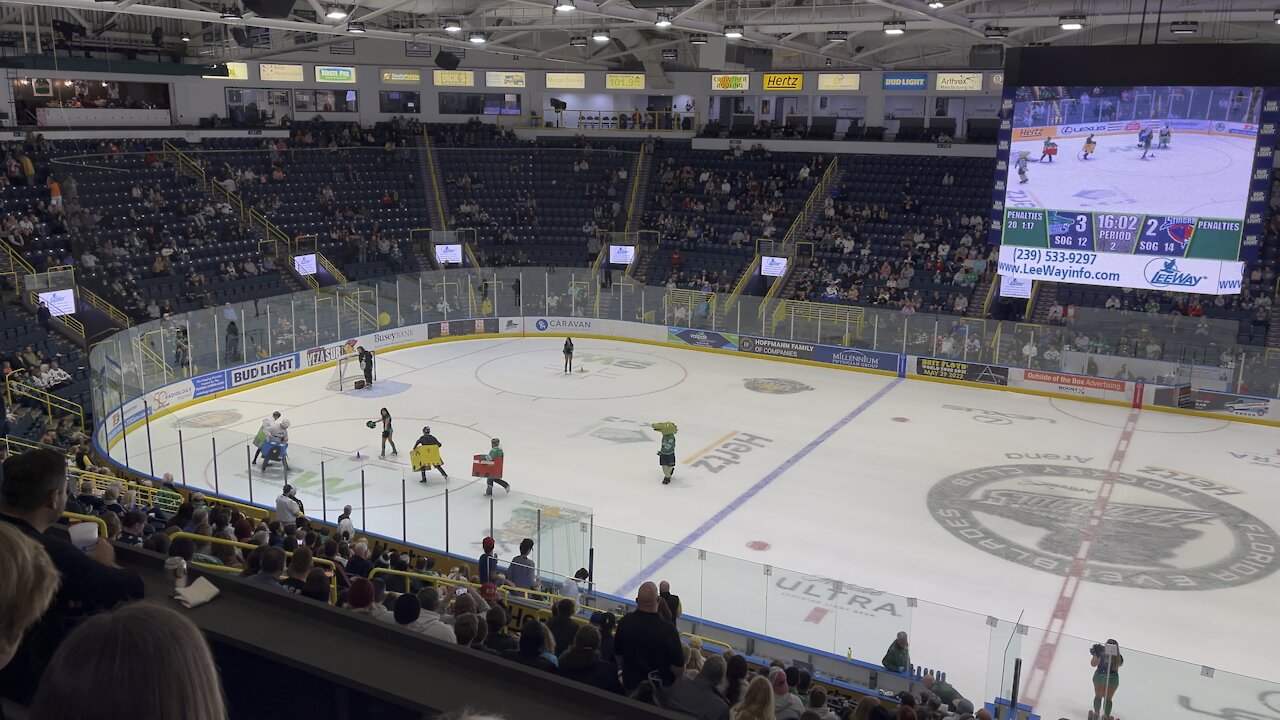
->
(422, 129), (449, 232)
(134, 334), (175, 379)
(4, 369), (85, 429)
(1024, 281), (1040, 320)
(27, 290), (84, 338)
(680, 632), (734, 654)
(722, 255), (760, 313)
(80, 287), (132, 328)
(625, 144), (645, 232)
(172, 532), (337, 602)
(980, 272), (999, 317)
(464, 241), (482, 271)
(316, 252), (347, 286)
(63, 511), (108, 538)
(73, 467), (183, 513)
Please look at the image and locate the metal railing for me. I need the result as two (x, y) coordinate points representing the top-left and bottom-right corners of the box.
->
(624, 143), (645, 232)
(80, 287), (132, 329)
(501, 109), (697, 133)
(421, 129), (449, 232)
(4, 369), (86, 429)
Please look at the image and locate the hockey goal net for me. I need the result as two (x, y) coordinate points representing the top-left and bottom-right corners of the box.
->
(326, 354), (361, 392)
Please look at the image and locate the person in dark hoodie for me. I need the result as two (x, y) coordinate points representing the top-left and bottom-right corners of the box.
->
(557, 625), (623, 694)
(545, 598), (579, 655)
(501, 618), (557, 673)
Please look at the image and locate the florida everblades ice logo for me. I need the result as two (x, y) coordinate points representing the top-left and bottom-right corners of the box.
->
(928, 464), (1279, 590)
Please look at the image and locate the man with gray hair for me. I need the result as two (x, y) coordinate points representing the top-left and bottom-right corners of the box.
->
(664, 652), (730, 720)
(345, 540), (373, 577)
(882, 630), (910, 672)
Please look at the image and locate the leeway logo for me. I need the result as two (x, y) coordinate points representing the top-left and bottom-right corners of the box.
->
(1145, 258), (1207, 289)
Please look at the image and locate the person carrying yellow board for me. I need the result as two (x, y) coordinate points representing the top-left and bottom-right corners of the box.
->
(412, 426), (449, 484)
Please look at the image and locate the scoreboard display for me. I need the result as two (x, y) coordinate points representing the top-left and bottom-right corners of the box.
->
(991, 82), (1279, 295)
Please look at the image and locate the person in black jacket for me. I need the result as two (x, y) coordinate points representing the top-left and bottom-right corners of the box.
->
(413, 426), (448, 483)
(501, 618), (557, 673)
(545, 598), (579, 655)
(0, 449), (144, 705)
(357, 345), (374, 387)
(557, 625), (623, 694)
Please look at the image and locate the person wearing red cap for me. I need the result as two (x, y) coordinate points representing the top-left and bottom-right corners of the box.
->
(479, 536), (499, 585)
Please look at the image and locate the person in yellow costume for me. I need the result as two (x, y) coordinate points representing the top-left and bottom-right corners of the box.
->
(411, 426), (448, 483)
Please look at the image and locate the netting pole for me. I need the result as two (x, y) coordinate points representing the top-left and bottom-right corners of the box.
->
(321, 460), (327, 523)
(119, 397), (130, 467)
(444, 488), (450, 554)
(418, 275), (424, 324)
(290, 297), (297, 353)
(143, 401), (155, 478)
(536, 508), (543, 580)
(178, 429), (187, 485)
(361, 468), (367, 529)
(211, 437), (219, 495)
(240, 307), (247, 364)
(401, 473), (407, 541)
(265, 302), (271, 356)
(488, 495), (494, 539)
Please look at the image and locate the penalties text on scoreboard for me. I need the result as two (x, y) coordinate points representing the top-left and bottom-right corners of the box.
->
(1002, 208), (1244, 260)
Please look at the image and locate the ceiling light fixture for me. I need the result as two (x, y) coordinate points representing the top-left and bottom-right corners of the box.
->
(181, 32), (191, 42)
(443, 18), (461, 32)
(569, 36), (586, 46)
(346, 21), (365, 33)
(1058, 15), (1085, 30)
(555, 0), (575, 10)
(826, 30), (847, 42)
(1169, 20), (1197, 34)
(883, 20), (905, 34)
(825, 57), (832, 66)
(690, 33), (707, 44)
(325, 5), (347, 19)
(662, 48), (677, 60)
(592, 28), (610, 41)
(927, 1), (945, 7)
(1028, 41), (1051, 46)
(468, 30), (486, 43)
(983, 25), (1009, 38)
(1274, 10), (1280, 23)
(723, 24), (743, 38)
(655, 12), (672, 27)
(219, 6), (241, 19)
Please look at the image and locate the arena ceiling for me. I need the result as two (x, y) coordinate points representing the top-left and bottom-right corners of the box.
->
(2, 0), (1279, 71)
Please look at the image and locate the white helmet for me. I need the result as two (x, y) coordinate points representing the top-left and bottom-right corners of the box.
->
(280, 419), (291, 429)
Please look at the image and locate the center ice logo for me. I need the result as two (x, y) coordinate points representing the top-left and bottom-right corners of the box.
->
(927, 464), (1280, 590)
(1145, 258), (1207, 289)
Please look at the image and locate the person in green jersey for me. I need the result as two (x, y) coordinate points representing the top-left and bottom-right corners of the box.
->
(651, 422), (678, 485)
(1089, 639), (1123, 720)
(484, 438), (509, 496)
(378, 407), (398, 458)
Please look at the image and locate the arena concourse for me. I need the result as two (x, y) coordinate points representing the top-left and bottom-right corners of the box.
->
(1, 12), (1279, 720)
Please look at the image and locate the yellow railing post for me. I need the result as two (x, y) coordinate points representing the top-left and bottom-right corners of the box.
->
(422, 129), (449, 231)
(625, 144), (645, 231)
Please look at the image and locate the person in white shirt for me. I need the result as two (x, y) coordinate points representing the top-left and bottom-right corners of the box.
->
(337, 505), (355, 541)
(45, 360), (71, 387)
(560, 568), (590, 603)
(275, 484), (302, 525)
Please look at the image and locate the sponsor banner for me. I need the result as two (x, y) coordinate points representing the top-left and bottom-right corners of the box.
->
(147, 380), (195, 411)
(371, 325), (425, 349)
(997, 246), (1245, 296)
(315, 65), (356, 83)
(433, 69), (475, 87)
(1055, 122), (1111, 137)
(192, 371), (229, 398)
(380, 68), (421, 84)
(988, 72), (1003, 90)
(605, 73), (645, 90)
(1062, 350), (1233, 391)
(527, 317), (666, 342)
(738, 336), (815, 361)
(1013, 369), (1132, 401)
(1012, 126), (1051, 141)
(1211, 121), (1257, 137)
(811, 345), (898, 372)
(999, 275), (1031, 298)
(1192, 391), (1275, 418)
(667, 327), (739, 350)
(428, 318), (499, 339)
(305, 339), (359, 368)
(545, 72), (585, 89)
(203, 62), (249, 80)
(913, 357), (1009, 386)
(499, 317), (524, 334)
(228, 354), (300, 388)
(817, 73), (860, 91)
(259, 63), (304, 82)
(762, 73), (803, 91)
(486, 71), (525, 88)
(711, 74), (750, 91)
(935, 72), (982, 92)
(882, 72), (927, 91)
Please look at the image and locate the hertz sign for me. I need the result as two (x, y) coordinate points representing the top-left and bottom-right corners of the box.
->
(762, 73), (803, 91)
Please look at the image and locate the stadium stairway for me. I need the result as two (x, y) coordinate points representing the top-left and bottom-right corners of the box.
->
(965, 273), (996, 318)
(1028, 282), (1061, 323)
(416, 133), (448, 233)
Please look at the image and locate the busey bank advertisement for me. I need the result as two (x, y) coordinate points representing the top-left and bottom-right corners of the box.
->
(997, 245), (1245, 295)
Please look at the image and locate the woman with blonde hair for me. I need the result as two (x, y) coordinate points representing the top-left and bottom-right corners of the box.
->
(0, 523), (60, 671)
(732, 675), (776, 720)
(849, 696), (879, 720)
(30, 601), (227, 720)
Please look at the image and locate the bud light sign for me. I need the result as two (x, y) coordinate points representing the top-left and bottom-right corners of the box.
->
(229, 354), (300, 388)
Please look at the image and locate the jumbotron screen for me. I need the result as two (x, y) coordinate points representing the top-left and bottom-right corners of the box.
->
(993, 85), (1278, 294)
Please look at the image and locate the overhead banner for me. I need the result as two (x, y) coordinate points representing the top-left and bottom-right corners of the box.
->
(882, 72), (927, 91)
(711, 74), (750, 91)
(817, 73), (860, 91)
(380, 68), (421, 84)
(486, 71), (526, 88)
(605, 73), (645, 90)
(433, 69), (475, 87)
(546, 72), (585, 89)
(997, 246), (1245, 295)
(936, 72), (983, 91)
(315, 65), (356, 83)
(259, 63), (304, 82)
(762, 73), (803, 91)
(203, 62), (249, 80)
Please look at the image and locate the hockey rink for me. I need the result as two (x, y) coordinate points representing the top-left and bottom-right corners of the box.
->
(1007, 131), (1257, 220)
(111, 337), (1280, 719)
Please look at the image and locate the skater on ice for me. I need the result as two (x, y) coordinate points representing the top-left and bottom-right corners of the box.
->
(260, 419), (291, 472)
(1158, 124), (1171, 148)
(1039, 137), (1058, 162)
(563, 336), (575, 374)
(1089, 639), (1123, 720)
(252, 411), (284, 464)
(357, 345), (374, 388)
(1081, 134), (1097, 160)
(376, 407), (398, 458)
(651, 421), (678, 485)
(412, 426), (448, 483)
(1139, 128), (1154, 159)
(474, 438), (509, 496)
(1016, 152), (1030, 184)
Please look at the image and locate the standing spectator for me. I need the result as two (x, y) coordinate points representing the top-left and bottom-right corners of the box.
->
(508, 538), (536, 591)
(275, 484), (302, 525)
(0, 450), (144, 704)
(36, 300), (51, 332)
(546, 598), (579, 655)
(666, 653), (731, 720)
(478, 535), (499, 584)
(560, 567), (589, 603)
(882, 631), (911, 672)
(336, 505), (354, 541)
(659, 580), (682, 623)
(613, 581), (684, 691)
(731, 675), (776, 720)
(29, 602), (227, 720)
(557, 625), (623, 694)
(771, 667), (804, 719)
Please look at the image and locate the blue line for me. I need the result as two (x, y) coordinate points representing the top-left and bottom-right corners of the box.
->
(614, 377), (902, 596)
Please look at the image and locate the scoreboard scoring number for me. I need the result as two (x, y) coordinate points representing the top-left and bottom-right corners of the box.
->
(1138, 217), (1182, 255)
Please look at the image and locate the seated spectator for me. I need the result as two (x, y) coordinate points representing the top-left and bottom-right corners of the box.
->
(245, 546), (287, 591)
(732, 675), (776, 720)
(484, 605), (517, 653)
(771, 667), (804, 719)
(408, 586), (456, 641)
(546, 598), (579, 655)
(75, 479), (105, 514)
(29, 602), (227, 720)
(0, 522), (60, 681)
(666, 653), (730, 720)
(0, 449), (144, 704)
(557, 625), (623, 694)
(806, 687), (837, 720)
(118, 510), (147, 546)
(502, 618), (558, 672)
(282, 546), (312, 594)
